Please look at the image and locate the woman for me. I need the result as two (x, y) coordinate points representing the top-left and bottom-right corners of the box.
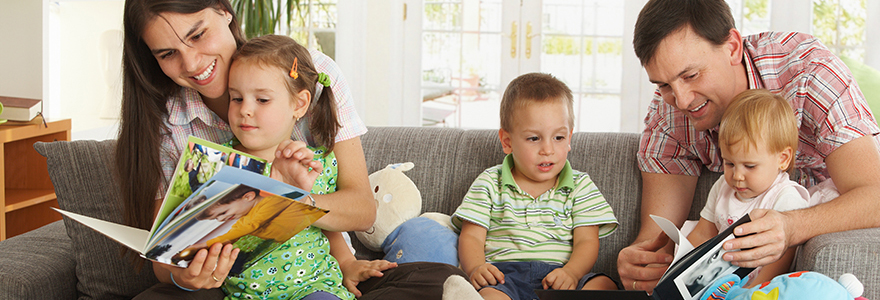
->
(117, 0), (463, 299)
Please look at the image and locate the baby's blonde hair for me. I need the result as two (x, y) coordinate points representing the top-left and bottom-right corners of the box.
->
(719, 89), (798, 171)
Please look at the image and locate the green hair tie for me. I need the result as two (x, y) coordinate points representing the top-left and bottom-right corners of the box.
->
(317, 72), (331, 87)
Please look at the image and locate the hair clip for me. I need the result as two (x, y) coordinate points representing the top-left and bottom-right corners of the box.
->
(289, 57), (299, 79)
(317, 72), (331, 87)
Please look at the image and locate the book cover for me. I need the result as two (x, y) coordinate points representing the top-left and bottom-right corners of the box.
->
(54, 136), (327, 275)
(651, 214), (754, 300)
(534, 215), (754, 300)
(0, 96), (41, 122)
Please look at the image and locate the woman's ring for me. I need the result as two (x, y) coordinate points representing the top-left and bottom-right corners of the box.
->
(212, 274), (221, 282)
(632, 280), (637, 290)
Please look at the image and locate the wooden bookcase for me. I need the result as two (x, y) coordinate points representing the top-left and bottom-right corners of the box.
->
(0, 118), (71, 241)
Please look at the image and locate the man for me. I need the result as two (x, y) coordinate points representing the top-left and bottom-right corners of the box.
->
(618, 0), (880, 292)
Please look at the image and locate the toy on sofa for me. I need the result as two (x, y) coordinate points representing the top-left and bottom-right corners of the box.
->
(699, 271), (868, 300)
(355, 162), (459, 266)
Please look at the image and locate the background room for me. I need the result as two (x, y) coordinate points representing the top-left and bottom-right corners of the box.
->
(0, 0), (878, 140)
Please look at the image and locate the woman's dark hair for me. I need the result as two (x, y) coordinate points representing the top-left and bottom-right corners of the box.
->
(115, 0), (246, 260)
(633, 0), (735, 66)
(232, 34), (340, 153)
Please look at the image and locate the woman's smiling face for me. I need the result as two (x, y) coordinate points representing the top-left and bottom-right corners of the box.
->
(141, 8), (238, 101)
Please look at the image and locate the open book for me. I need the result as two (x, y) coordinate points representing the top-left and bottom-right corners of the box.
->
(54, 136), (327, 275)
(535, 215), (754, 300)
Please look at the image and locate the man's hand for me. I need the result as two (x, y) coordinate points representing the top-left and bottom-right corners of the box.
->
(468, 262), (505, 289)
(339, 259), (397, 297)
(617, 232), (672, 291)
(722, 209), (791, 267)
(270, 139), (323, 191)
(542, 267), (578, 290)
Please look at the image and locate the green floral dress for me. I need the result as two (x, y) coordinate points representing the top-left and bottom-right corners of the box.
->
(221, 146), (352, 300)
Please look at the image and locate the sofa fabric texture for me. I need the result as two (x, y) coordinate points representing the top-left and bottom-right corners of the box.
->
(0, 127), (877, 299)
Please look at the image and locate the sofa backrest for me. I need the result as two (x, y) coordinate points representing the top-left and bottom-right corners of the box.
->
(359, 127), (721, 279)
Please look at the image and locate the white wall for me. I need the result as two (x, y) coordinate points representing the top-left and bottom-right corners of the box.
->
(0, 0), (43, 99)
(50, 0), (124, 140)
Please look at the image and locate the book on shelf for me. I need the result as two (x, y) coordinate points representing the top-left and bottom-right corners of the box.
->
(534, 215), (754, 300)
(54, 136), (327, 275)
(0, 96), (41, 122)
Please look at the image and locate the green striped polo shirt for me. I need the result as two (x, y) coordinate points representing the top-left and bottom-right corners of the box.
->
(452, 154), (618, 265)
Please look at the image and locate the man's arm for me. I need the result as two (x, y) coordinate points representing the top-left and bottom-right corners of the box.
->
(618, 171), (698, 291)
(724, 135), (880, 266)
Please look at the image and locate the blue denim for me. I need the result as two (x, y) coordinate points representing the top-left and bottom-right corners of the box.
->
(480, 261), (605, 300)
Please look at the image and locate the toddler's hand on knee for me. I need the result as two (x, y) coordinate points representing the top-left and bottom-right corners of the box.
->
(468, 263), (505, 289)
(542, 268), (577, 290)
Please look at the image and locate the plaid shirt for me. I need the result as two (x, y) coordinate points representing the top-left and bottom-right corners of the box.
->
(158, 49), (367, 196)
(638, 32), (880, 188)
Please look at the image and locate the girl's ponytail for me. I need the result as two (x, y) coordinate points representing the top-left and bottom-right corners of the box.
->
(310, 75), (340, 154)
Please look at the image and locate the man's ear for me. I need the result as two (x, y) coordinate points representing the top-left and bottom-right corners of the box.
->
(725, 28), (744, 66)
(778, 146), (793, 170)
(293, 89), (311, 120)
(499, 128), (513, 154)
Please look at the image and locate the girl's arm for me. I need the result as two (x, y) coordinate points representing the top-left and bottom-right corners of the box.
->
(687, 218), (719, 247)
(308, 137), (375, 232)
(543, 225), (600, 290)
(326, 230), (397, 297)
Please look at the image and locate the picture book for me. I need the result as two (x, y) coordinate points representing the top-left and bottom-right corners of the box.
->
(54, 136), (327, 275)
(535, 215), (754, 300)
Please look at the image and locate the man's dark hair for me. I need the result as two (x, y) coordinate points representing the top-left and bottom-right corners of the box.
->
(633, 0), (736, 66)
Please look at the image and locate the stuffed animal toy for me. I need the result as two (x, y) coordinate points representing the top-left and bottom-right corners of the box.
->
(699, 271), (868, 300)
(355, 162), (459, 266)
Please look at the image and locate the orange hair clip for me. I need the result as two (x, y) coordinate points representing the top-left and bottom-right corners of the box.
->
(289, 57), (299, 79)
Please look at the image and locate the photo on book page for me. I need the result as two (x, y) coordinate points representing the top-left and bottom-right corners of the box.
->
(673, 234), (738, 299)
(143, 168), (325, 275)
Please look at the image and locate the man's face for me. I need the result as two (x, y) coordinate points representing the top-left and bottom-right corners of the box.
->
(644, 26), (747, 131)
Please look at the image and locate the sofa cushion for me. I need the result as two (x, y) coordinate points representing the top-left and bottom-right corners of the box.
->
(35, 140), (157, 299)
(0, 220), (77, 299)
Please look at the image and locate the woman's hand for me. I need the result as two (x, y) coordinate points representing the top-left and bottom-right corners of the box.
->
(339, 259), (398, 297)
(270, 139), (323, 191)
(158, 243), (240, 290)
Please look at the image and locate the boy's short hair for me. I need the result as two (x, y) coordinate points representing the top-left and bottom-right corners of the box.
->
(195, 185), (260, 220)
(719, 89), (798, 171)
(633, 0), (735, 66)
(500, 73), (574, 131)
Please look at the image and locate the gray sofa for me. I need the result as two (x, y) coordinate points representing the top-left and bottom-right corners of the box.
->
(0, 126), (877, 299)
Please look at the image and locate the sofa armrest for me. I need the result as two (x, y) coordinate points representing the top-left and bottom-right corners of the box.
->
(0, 220), (77, 299)
(794, 227), (880, 299)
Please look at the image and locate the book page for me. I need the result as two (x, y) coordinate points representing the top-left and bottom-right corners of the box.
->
(143, 167), (325, 272)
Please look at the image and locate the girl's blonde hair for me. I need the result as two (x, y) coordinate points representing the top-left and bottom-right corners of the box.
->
(232, 35), (340, 153)
(719, 89), (798, 171)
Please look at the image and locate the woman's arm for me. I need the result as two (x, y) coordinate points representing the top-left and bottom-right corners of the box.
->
(309, 137), (376, 231)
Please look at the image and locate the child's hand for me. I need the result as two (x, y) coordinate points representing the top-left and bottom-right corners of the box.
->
(468, 262), (505, 289)
(270, 139), (323, 191)
(339, 259), (398, 297)
(542, 267), (578, 290)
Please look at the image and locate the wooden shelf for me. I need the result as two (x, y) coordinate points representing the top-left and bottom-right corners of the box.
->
(0, 118), (71, 240)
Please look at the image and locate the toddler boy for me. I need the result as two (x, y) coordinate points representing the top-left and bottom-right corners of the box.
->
(451, 73), (619, 300)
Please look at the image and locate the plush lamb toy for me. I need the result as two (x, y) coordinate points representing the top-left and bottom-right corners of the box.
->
(699, 271), (868, 300)
(355, 162), (459, 266)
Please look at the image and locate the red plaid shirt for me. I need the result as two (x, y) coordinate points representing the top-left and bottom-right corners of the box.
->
(637, 32), (880, 188)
